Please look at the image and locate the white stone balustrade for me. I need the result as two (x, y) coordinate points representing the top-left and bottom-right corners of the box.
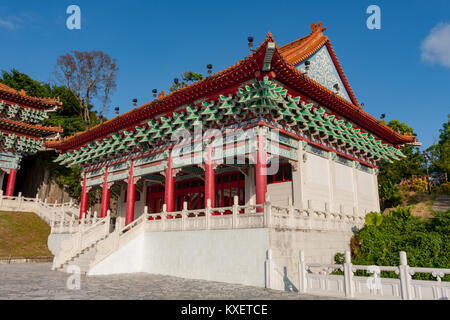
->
(0, 190), (81, 234)
(263, 249), (450, 300)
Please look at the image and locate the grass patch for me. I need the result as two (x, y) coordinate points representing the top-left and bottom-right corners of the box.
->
(396, 191), (436, 220)
(0, 211), (53, 258)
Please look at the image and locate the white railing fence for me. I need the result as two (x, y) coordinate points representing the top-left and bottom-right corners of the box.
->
(51, 210), (111, 270)
(136, 195), (365, 233)
(265, 249), (450, 300)
(0, 190), (82, 232)
(52, 193), (367, 273)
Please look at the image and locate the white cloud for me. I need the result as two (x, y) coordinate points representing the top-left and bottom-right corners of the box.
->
(421, 22), (450, 68)
(0, 18), (15, 29)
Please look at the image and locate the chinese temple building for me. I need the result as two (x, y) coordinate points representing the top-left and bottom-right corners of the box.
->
(47, 23), (416, 285)
(0, 83), (63, 196)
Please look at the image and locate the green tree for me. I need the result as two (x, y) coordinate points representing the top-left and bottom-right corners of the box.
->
(377, 120), (425, 209)
(169, 71), (204, 92)
(426, 115), (450, 177)
(0, 69), (106, 199)
(337, 207), (450, 281)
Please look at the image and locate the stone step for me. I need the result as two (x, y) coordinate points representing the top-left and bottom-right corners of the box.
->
(55, 236), (109, 274)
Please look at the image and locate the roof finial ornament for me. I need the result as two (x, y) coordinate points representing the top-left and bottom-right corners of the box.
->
(310, 21), (326, 34)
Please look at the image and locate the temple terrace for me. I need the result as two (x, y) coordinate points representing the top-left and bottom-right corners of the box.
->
(36, 22), (416, 288)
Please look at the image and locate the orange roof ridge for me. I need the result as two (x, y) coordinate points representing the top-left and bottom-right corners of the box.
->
(279, 21), (328, 66)
(265, 31), (275, 42)
(0, 82), (62, 108)
(0, 117), (64, 134)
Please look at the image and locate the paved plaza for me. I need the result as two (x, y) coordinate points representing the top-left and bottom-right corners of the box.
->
(0, 263), (337, 300)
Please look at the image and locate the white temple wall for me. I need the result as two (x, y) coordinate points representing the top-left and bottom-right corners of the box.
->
(89, 232), (145, 275)
(356, 170), (380, 214)
(89, 228), (270, 287)
(88, 226), (355, 289)
(267, 182), (292, 206)
(245, 167), (256, 205)
(269, 227), (354, 290)
(332, 162), (356, 215)
(301, 153), (331, 211)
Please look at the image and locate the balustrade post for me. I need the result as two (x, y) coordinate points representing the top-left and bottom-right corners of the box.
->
(265, 249), (274, 289)
(324, 202), (331, 230)
(182, 202), (188, 231)
(60, 210), (65, 233)
(298, 250), (308, 294)
(0, 189), (3, 207)
(69, 214), (74, 233)
(343, 250), (354, 298)
(206, 198), (211, 230)
(399, 251), (412, 300)
(34, 194), (39, 210)
(232, 196), (239, 229)
(106, 210), (111, 233)
(51, 210), (56, 231)
(307, 200), (313, 229)
(263, 194), (271, 228)
(325, 202), (330, 214)
(80, 214), (85, 233)
(18, 192), (23, 209)
(94, 211), (98, 223)
(162, 204), (167, 231)
(288, 196), (294, 228)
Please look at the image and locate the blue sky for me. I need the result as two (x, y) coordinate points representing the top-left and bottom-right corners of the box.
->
(0, 0), (449, 148)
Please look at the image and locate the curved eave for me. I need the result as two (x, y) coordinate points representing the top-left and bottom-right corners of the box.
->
(0, 83), (62, 110)
(0, 118), (63, 137)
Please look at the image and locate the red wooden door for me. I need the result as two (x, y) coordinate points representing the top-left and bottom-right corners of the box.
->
(146, 184), (164, 214)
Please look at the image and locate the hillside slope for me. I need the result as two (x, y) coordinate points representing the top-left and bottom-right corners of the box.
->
(0, 211), (53, 258)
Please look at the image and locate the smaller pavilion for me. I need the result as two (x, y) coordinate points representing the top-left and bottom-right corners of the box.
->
(0, 83), (63, 196)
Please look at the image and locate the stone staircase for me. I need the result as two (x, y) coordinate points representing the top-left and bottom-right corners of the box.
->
(55, 235), (109, 274)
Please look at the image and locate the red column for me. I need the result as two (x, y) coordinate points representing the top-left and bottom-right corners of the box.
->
(79, 173), (88, 218)
(125, 161), (136, 226)
(204, 143), (215, 209)
(100, 169), (110, 218)
(5, 168), (17, 197)
(255, 127), (267, 212)
(164, 149), (174, 212)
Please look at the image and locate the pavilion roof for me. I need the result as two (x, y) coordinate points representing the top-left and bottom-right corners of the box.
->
(47, 22), (415, 151)
(0, 82), (62, 110)
(0, 117), (63, 137)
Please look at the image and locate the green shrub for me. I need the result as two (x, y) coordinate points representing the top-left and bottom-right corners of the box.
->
(437, 182), (450, 195)
(411, 179), (427, 193)
(334, 206), (450, 281)
(379, 180), (402, 209)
